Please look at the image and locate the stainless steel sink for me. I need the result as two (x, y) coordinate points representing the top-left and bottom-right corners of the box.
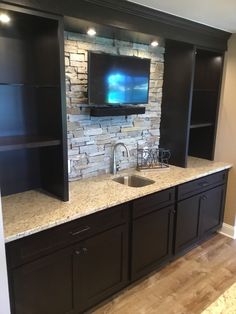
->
(112, 175), (155, 187)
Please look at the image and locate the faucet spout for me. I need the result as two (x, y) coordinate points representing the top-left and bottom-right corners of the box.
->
(112, 143), (130, 175)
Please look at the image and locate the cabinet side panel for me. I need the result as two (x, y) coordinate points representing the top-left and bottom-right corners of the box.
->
(160, 40), (195, 167)
(0, 197), (11, 314)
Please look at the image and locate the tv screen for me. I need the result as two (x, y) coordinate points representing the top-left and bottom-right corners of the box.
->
(88, 52), (151, 106)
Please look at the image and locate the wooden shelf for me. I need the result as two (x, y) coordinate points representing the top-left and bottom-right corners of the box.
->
(0, 136), (61, 152)
(0, 83), (59, 88)
(190, 123), (214, 129)
(193, 89), (217, 92)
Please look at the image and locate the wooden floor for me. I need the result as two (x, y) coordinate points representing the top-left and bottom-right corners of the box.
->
(89, 234), (236, 314)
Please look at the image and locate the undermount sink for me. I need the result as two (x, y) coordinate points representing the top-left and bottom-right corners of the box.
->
(112, 175), (155, 187)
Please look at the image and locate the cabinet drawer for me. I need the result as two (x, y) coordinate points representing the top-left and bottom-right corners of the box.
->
(178, 170), (227, 200)
(6, 203), (129, 268)
(133, 188), (175, 218)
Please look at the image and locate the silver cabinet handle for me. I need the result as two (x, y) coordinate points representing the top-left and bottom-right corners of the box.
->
(199, 181), (209, 187)
(70, 226), (91, 236)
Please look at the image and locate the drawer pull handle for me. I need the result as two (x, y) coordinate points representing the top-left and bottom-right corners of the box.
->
(199, 181), (209, 187)
(70, 226), (91, 236)
(75, 250), (81, 256)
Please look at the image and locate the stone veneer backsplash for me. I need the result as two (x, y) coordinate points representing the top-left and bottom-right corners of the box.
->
(65, 32), (165, 180)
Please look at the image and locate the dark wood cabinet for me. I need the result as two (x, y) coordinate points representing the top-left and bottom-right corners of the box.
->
(188, 49), (224, 160)
(175, 171), (227, 255)
(0, 3), (68, 200)
(74, 225), (128, 313)
(131, 189), (174, 281)
(199, 185), (226, 238)
(6, 172), (229, 313)
(10, 246), (76, 314)
(175, 194), (201, 254)
(7, 204), (129, 314)
(160, 40), (224, 167)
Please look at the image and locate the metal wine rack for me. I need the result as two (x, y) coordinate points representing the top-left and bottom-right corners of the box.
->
(137, 147), (171, 171)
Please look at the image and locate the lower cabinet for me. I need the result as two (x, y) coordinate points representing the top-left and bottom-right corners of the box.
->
(11, 246), (76, 314)
(175, 194), (200, 254)
(8, 224), (128, 314)
(131, 205), (174, 281)
(6, 171), (229, 314)
(175, 184), (226, 255)
(73, 225), (128, 313)
(199, 185), (226, 238)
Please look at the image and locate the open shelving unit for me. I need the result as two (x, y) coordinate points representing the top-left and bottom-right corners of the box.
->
(160, 40), (224, 167)
(188, 48), (223, 160)
(0, 4), (68, 200)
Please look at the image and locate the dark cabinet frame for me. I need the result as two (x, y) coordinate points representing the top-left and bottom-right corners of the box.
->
(160, 40), (225, 167)
(0, 3), (68, 200)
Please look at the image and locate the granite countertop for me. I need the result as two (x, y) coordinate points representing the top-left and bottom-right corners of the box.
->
(2, 157), (232, 243)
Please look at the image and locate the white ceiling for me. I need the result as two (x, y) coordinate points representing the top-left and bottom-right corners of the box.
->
(128, 0), (236, 33)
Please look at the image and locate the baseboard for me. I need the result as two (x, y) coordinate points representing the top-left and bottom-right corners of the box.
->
(219, 223), (236, 239)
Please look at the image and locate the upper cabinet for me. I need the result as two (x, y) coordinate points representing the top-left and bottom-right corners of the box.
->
(160, 40), (224, 167)
(0, 4), (68, 200)
(189, 48), (223, 160)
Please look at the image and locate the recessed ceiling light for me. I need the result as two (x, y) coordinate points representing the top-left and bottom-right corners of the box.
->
(87, 28), (96, 36)
(0, 13), (10, 24)
(151, 41), (159, 47)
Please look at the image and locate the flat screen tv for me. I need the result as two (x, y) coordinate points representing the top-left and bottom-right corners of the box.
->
(88, 52), (151, 106)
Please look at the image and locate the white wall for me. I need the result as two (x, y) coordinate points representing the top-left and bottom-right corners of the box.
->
(0, 196), (11, 314)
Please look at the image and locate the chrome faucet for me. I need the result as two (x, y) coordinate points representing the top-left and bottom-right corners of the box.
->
(112, 143), (130, 175)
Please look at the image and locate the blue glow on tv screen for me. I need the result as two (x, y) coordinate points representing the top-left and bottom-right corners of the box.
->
(88, 52), (151, 106)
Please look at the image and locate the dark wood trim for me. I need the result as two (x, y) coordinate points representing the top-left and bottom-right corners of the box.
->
(58, 16), (69, 201)
(1, 0), (231, 51)
(0, 1), (62, 20)
(210, 53), (225, 160)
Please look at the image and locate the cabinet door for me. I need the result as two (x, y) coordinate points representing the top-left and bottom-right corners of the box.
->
(131, 205), (174, 281)
(175, 194), (201, 255)
(200, 185), (226, 238)
(73, 225), (128, 313)
(11, 246), (76, 314)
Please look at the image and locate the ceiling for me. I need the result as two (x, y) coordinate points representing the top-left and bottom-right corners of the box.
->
(128, 0), (236, 33)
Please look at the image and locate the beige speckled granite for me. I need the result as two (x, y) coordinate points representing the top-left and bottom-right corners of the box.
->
(2, 157), (232, 243)
(202, 282), (236, 314)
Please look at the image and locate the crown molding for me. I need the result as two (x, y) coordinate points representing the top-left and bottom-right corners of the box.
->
(1, 0), (231, 50)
